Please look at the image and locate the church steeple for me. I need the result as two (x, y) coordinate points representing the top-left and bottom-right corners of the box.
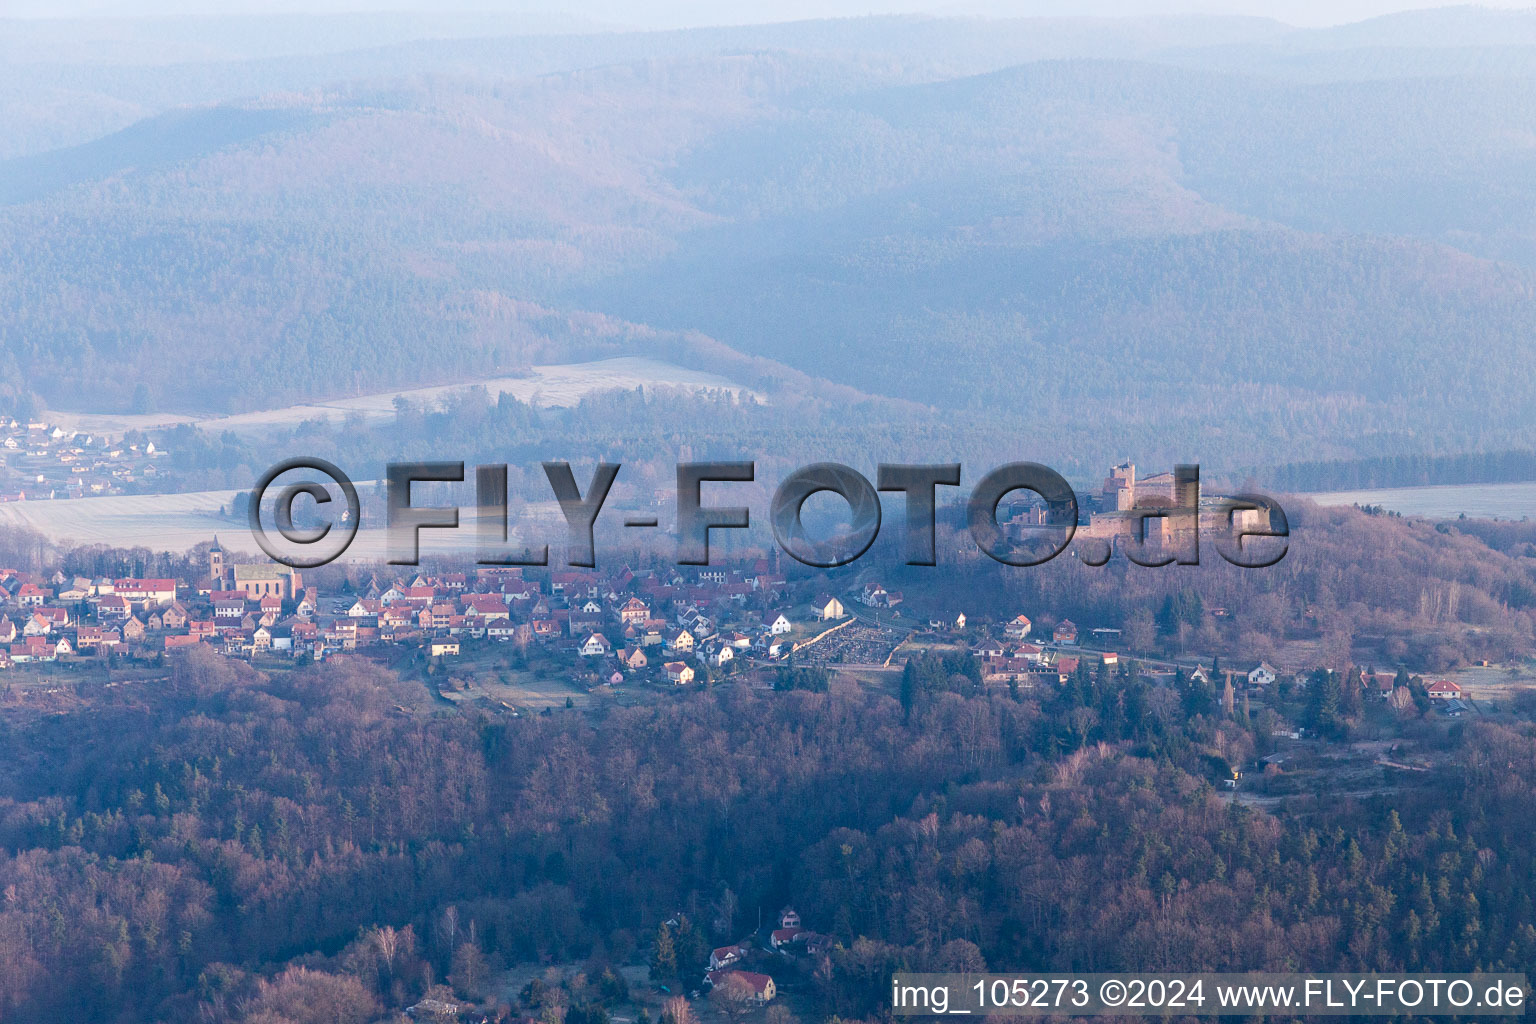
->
(209, 536), (224, 583)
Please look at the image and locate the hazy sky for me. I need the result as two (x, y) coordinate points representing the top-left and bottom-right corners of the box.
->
(5, 0), (1536, 29)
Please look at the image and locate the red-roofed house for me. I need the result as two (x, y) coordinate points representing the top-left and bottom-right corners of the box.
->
(1428, 679), (1462, 700)
(709, 944), (747, 971)
(770, 928), (804, 949)
(113, 578), (177, 607)
(1004, 614), (1032, 639)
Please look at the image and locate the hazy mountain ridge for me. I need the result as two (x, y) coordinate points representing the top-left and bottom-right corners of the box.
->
(4, 10), (1536, 466)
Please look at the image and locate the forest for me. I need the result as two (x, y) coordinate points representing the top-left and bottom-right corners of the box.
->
(1268, 451), (1536, 493)
(8, 12), (1536, 472)
(1, 646), (1535, 1023)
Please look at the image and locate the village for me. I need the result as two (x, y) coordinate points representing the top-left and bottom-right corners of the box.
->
(0, 532), (1478, 723)
(0, 416), (171, 501)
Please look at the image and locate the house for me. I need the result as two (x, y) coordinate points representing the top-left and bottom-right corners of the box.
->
(37, 606), (72, 630)
(161, 602), (188, 629)
(982, 657), (1034, 685)
(1367, 671), (1398, 697)
(579, 633), (611, 658)
(619, 597), (650, 626)
(212, 591), (247, 620)
(1189, 664), (1211, 686)
(770, 928), (804, 949)
(858, 582), (889, 607)
(463, 595), (508, 621)
(1248, 662), (1278, 687)
(664, 661), (695, 685)
(112, 578), (177, 607)
(730, 972), (776, 1005)
(768, 612), (792, 635)
(1012, 643), (1044, 662)
(1004, 614), (1032, 639)
(701, 643), (734, 668)
(97, 594), (130, 621)
(812, 594), (844, 621)
(802, 933), (836, 957)
(1427, 679), (1462, 700)
(429, 640), (460, 658)
(779, 907), (800, 929)
(1101, 651), (1119, 667)
(709, 944), (748, 971)
(421, 603), (456, 630)
(1053, 619), (1078, 645)
(1440, 697), (1469, 717)
(57, 582), (89, 602)
(619, 646), (648, 670)
(666, 628), (695, 654)
(77, 625), (120, 650)
(953, 612), (966, 630)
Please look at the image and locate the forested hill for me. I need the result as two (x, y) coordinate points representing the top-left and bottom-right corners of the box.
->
(5, 10), (1536, 468)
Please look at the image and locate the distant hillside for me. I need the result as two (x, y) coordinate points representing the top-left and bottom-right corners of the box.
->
(4, 11), (1536, 469)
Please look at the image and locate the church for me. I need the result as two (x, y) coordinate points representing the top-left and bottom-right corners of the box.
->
(208, 536), (303, 601)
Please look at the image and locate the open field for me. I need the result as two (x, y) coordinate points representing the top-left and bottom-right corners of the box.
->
(431, 647), (598, 713)
(0, 485), (561, 558)
(0, 487), (244, 552)
(1445, 662), (1536, 706)
(45, 357), (753, 437)
(1308, 481), (1536, 520)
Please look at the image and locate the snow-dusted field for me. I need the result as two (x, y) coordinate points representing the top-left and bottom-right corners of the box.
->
(11, 357), (740, 557)
(0, 488), (246, 554)
(0, 488), (565, 561)
(47, 357), (750, 436)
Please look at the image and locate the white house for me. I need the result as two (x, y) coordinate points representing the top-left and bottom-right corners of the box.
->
(813, 595), (844, 621)
(768, 613), (792, 635)
(1248, 662), (1278, 687)
(1427, 679), (1462, 700)
(1004, 614), (1032, 639)
(579, 633), (611, 658)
